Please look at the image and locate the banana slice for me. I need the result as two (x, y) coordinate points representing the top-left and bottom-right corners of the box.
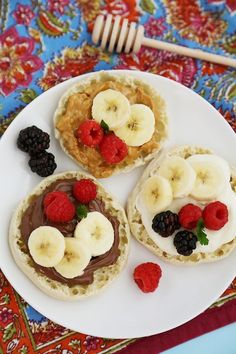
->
(54, 237), (91, 279)
(158, 156), (196, 198)
(141, 175), (173, 213)
(114, 104), (155, 146)
(187, 154), (231, 201)
(92, 89), (131, 129)
(74, 211), (114, 257)
(28, 226), (65, 267)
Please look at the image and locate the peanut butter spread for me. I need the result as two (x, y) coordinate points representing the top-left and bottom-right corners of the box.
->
(56, 80), (166, 178)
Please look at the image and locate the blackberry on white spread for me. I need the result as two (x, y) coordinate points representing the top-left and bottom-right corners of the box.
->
(152, 210), (180, 237)
(174, 231), (198, 256)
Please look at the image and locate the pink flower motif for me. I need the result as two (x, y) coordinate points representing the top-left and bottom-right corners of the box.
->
(0, 307), (13, 324)
(48, 0), (70, 14)
(13, 4), (35, 26)
(144, 17), (166, 38)
(0, 27), (43, 96)
(39, 45), (100, 90)
(83, 336), (100, 351)
(116, 47), (197, 88)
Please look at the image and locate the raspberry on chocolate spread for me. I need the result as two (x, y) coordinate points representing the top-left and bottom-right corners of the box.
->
(19, 179), (120, 286)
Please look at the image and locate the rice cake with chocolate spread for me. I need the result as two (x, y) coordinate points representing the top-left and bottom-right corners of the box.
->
(9, 172), (130, 300)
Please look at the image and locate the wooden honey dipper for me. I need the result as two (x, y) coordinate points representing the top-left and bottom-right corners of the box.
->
(92, 14), (236, 68)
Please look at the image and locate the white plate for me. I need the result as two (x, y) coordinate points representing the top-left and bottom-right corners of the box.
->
(0, 70), (236, 339)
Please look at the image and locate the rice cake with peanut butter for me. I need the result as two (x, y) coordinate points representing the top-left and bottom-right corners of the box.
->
(54, 71), (168, 178)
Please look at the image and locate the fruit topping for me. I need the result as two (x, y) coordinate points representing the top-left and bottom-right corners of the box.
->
(17, 125), (50, 154)
(178, 203), (202, 230)
(92, 89), (131, 129)
(28, 226), (65, 267)
(74, 211), (114, 257)
(174, 230), (198, 256)
(73, 179), (97, 203)
(76, 120), (104, 147)
(187, 154), (230, 201)
(54, 237), (91, 279)
(17, 125), (57, 177)
(114, 104), (155, 147)
(43, 191), (68, 208)
(133, 262), (162, 293)
(141, 175), (173, 213)
(202, 201), (228, 230)
(158, 156), (196, 198)
(28, 151), (57, 177)
(99, 132), (128, 164)
(44, 191), (75, 223)
(152, 210), (180, 237)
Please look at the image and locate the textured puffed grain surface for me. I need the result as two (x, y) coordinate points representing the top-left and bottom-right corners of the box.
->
(54, 71), (168, 178)
(127, 145), (236, 264)
(9, 171), (130, 300)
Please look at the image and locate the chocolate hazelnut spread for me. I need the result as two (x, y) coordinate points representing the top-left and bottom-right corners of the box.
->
(19, 179), (120, 286)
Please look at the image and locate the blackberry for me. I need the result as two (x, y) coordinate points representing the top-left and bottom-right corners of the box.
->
(17, 125), (50, 154)
(29, 151), (57, 177)
(174, 231), (197, 256)
(152, 211), (180, 237)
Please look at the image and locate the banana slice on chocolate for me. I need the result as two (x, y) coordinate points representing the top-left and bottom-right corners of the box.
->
(54, 237), (91, 279)
(28, 226), (65, 267)
(74, 211), (114, 257)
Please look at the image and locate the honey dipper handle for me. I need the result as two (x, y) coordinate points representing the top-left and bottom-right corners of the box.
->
(142, 37), (236, 68)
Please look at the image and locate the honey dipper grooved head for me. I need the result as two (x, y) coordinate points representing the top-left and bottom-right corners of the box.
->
(92, 14), (144, 53)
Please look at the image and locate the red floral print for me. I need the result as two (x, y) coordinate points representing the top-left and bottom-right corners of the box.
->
(39, 45), (107, 90)
(77, 0), (141, 32)
(48, 0), (70, 14)
(0, 27), (42, 96)
(144, 17), (166, 38)
(84, 336), (100, 351)
(13, 4), (35, 25)
(164, 0), (227, 45)
(0, 307), (13, 324)
(207, 0), (236, 14)
(116, 47), (197, 87)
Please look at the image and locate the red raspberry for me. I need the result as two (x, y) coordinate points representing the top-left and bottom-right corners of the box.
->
(76, 120), (104, 147)
(44, 192), (75, 223)
(43, 191), (68, 208)
(133, 262), (162, 293)
(73, 179), (97, 203)
(178, 203), (202, 230)
(99, 133), (128, 164)
(202, 201), (228, 230)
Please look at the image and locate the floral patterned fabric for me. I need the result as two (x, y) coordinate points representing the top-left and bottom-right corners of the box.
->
(0, 0), (236, 353)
